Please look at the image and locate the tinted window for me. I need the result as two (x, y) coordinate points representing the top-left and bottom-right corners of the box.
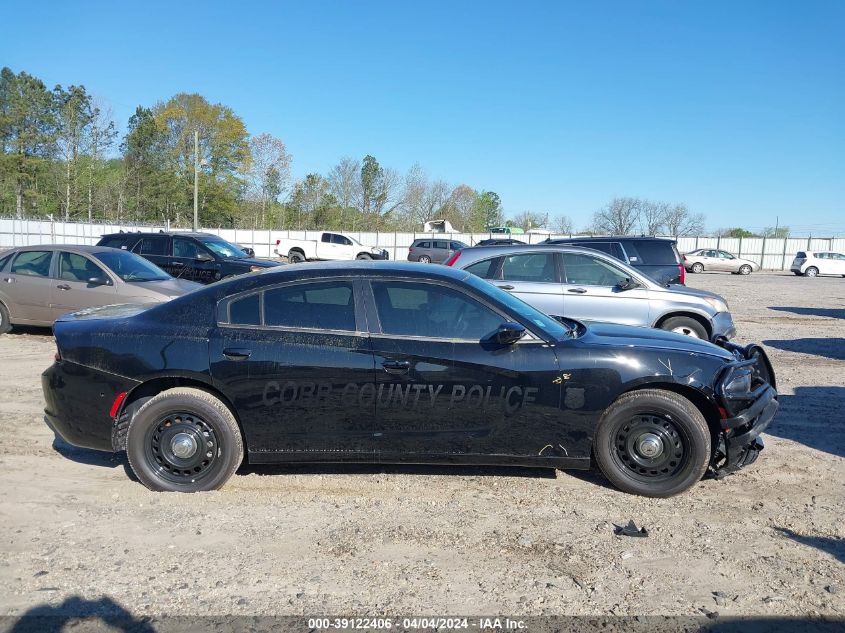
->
(331, 234), (352, 245)
(136, 236), (168, 256)
(94, 250), (171, 282)
(433, 241), (448, 249)
(0, 253), (12, 271)
(173, 237), (203, 259)
(624, 240), (678, 265)
(796, 252), (806, 258)
(417, 241), (430, 248)
(58, 252), (106, 282)
(464, 258), (500, 279)
(372, 281), (503, 340)
(11, 251), (52, 277)
(264, 281), (355, 331)
(562, 253), (629, 286)
(321, 233), (333, 243)
(98, 236), (126, 249)
(501, 253), (557, 282)
(229, 293), (261, 325)
(450, 241), (467, 250)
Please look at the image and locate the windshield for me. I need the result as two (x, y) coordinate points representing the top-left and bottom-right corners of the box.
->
(94, 250), (171, 282)
(200, 238), (246, 259)
(462, 272), (575, 340)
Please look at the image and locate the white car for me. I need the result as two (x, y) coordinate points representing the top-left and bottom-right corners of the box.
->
(274, 232), (388, 263)
(790, 251), (845, 277)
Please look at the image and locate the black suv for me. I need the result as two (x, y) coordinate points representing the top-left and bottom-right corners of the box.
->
(96, 232), (280, 284)
(542, 236), (685, 285)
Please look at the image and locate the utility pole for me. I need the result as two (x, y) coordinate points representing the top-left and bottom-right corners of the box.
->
(193, 129), (199, 231)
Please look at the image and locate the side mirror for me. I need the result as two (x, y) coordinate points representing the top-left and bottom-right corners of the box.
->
(241, 246), (255, 257)
(196, 252), (214, 262)
(495, 322), (526, 346)
(615, 277), (639, 291)
(88, 276), (112, 286)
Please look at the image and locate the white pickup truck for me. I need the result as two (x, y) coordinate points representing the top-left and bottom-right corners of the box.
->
(274, 232), (389, 263)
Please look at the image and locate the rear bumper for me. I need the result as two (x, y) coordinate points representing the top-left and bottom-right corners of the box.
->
(371, 250), (389, 260)
(711, 311), (736, 340)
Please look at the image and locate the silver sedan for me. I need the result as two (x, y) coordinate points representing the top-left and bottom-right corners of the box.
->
(683, 249), (760, 275)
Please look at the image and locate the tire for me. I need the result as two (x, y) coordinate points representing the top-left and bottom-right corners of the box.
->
(356, 253), (372, 260)
(0, 302), (11, 334)
(125, 387), (243, 492)
(691, 262), (704, 274)
(739, 264), (752, 275)
(804, 267), (819, 277)
(593, 389), (711, 497)
(660, 316), (708, 339)
(418, 255), (431, 264)
(288, 250), (306, 264)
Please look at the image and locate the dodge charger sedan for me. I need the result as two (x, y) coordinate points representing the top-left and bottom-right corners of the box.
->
(42, 262), (777, 497)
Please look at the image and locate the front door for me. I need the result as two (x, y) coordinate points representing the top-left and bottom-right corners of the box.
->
(4, 250), (55, 324)
(50, 251), (119, 319)
(209, 278), (375, 460)
(171, 236), (220, 283)
(365, 278), (563, 458)
(560, 252), (651, 327)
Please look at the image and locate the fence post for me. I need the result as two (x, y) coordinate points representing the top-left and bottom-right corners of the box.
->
(717, 235), (721, 251)
(781, 237), (789, 271)
(760, 237), (766, 269)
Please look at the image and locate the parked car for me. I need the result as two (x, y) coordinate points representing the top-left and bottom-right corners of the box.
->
(790, 251), (845, 277)
(97, 231), (281, 284)
(542, 236), (685, 285)
(274, 232), (388, 263)
(0, 245), (199, 333)
(448, 245), (735, 340)
(407, 238), (468, 263)
(476, 238), (526, 246)
(683, 249), (759, 275)
(489, 226), (525, 235)
(42, 261), (776, 497)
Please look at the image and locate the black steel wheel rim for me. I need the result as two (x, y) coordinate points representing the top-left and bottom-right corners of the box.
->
(611, 414), (689, 483)
(144, 412), (220, 484)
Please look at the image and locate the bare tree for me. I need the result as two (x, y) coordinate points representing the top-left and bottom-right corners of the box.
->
(248, 132), (292, 227)
(591, 197), (642, 235)
(403, 163), (449, 227)
(440, 185), (476, 231)
(551, 214), (573, 234)
(513, 210), (548, 231)
(327, 156), (361, 224)
(639, 200), (669, 235)
(663, 204), (705, 236)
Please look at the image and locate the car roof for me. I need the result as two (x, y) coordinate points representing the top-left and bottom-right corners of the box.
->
(253, 259), (473, 281)
(4, 244), (127, 255)
(549, 236), (677, 243)
(100, 231), (216, 239)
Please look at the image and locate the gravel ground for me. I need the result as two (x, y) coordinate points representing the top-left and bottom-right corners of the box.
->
(0, 271), (842, 622)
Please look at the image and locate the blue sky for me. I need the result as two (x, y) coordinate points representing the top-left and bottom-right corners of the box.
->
(2, 1), (843, 233)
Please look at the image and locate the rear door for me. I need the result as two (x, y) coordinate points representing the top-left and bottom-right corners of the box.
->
(431, 240), (449, 263)
(560, 252), (651, 327)
(209, 278), (376, 458)
(3, 250), (55, 323)
(831, 253), (845, 275)
(132, 235), (171, 274)
(493, 251), (564, 317)
(49, 251), (119, 319)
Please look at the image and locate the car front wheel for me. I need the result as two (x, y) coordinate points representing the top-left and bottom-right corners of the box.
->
(739, 264), (752, 275)
(660, 316), (708, 339)
(126, 387), (243, 492)
(593, 389), (711, 497)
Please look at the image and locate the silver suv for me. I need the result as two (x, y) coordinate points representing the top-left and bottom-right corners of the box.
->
(448, 245), (736, 340)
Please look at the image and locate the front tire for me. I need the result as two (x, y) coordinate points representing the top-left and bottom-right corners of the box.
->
(593, 389), (711, 497)
(0, 302), (11, 334)
(691, 262), (704, 274)
(804, 266), (819, 277)
(660, 316), (708, 339)
(739, 264), (752, 275)
(126, 388), (243, 492)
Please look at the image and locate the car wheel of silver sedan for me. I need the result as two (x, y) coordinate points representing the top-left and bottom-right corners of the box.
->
(691, 263), (704, 273)
(739, 264), (752, 275)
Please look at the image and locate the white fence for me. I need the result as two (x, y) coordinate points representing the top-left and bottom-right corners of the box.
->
(1, 217), (843, 270)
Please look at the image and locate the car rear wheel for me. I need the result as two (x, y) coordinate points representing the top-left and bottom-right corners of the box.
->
(126, 387), (243, 492)
(691, 262), (704, 273)
(356, 253), (372, 260)
(418, 255), (431, 263)
(288, 250), (305, 264)
(739, 264), (752, 275)
(0, 302), (11, 334)
(593, 389), (711, 497)
(804, 267), (819, 277)
(660, 316), (708, 339)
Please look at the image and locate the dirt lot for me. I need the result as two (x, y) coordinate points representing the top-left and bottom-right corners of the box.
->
(0, 272), (842, 621)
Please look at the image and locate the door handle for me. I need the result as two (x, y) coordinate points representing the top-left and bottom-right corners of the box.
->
(56, 284), (71, 290)
(222, 348), (252, 360)
(567, 288), (587, 294)
(3, 277), (14, 283)
(382, 360), (411, 375)
(171, 261), (184, 266)
(497, 284), (514, 290)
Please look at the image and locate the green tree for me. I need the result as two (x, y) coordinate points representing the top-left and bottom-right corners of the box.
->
(471, 190), (502, 231)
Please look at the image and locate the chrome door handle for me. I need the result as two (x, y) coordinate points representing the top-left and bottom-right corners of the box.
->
(567, 288), (587, 294)
(56, 284), (71, 290)
(222, 348), (252, 360)
(3, 277), (14, 283)
(497, 285), (514, 290)
(171, 261), (184, 266)
(382, 360), (411, 375)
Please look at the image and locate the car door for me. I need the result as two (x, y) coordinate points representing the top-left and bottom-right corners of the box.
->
(132, 235), (172, 274)
(332, 233), (356, 260)
(560, 252), (651, 327)
(715, 251), (735, 272)
(3, 250), (55, 324)
(209, 278), (376, 458)
(49, 251), (119, 319)
(832, 253), (845, 275)
(364, 278), (563, 458)
(490, 251), (565, 318)
(171, 236), (219, 283)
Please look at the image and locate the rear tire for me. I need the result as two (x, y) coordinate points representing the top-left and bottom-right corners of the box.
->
(660, 316), (708, 339)
(0, 302), (11, 334)
(739, 264), (752, 275)
(288, 250), (306, 264)
(593, 389), (711, 497)
(691, 263), (704, 274)
(804, 267), (819, 277)
(126, 387), (243, 492)
(418, 255), (431, 264)
(356, 253), (372, 260)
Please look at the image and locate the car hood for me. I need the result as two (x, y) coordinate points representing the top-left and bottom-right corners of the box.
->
(228, 257), (281, 268)
(124, 278), (202, 298)
(580, 321), (734, 360)
(654, 283), (726, 303)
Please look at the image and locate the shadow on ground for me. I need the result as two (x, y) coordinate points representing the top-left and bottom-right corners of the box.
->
(769, 306), (845, 320)
(6, 596), (154, 632)
(765, 387), (845, 459)
(763, 338), (845, 361)
(774, 527), (845, 565)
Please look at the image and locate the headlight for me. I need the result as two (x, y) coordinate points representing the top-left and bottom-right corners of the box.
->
(704, 297), (729, 312)
(250, 266), (264, 273)
(723, 368), (752, 396)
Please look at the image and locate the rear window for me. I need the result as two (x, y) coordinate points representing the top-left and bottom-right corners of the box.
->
(135, 236), (169, 256)
(623, 240), (679, 265)
(98, 236), (127, 249)
(264, 281), (355, 331)
(795, 252), (807, 258)
(415, 241), (430, 248)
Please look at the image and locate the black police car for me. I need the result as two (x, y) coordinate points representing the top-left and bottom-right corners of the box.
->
(96, 231), (280, 284)
(41, 262), (777, 497)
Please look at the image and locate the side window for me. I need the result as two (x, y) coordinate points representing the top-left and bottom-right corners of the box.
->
(229, 293), (261, 325)
(264, 281), (355, 331)
(464, 258), (500, 280)
(0, 253), (12, 271)
(630, 241), (678, 265)
(577, 242), (614, 257)
(500, 253), (557, 282)
(332, 234), (351, 245)
(98, 237), (126, 249)
(562, 253), (629, 286)
(135, 237), (168, 256)
(321, 233), (333, 243)
(173, 237), (202, 259)
(372, 281), (503, 340)
(11, 250), (52, 277)
(58, 252), (106, 282)
(449, 242), (464, 250)
(433, 241), (447, 250)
